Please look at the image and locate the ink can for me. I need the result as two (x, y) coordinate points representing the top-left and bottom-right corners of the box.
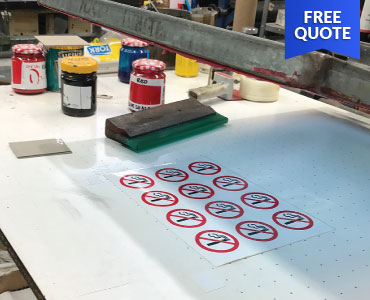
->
(61, 56), (98, 117)
(11, 44), (46, 94)
(129, 58), (166, 111)
(118, 38), (149, 83)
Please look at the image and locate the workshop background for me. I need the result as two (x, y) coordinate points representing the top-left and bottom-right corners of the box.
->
(1, 1), (370, 300)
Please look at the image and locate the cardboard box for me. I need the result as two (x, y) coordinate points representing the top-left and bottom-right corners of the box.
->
(275, 9), (285, 27)
(0, 289), (37, 300)
(45, 14), (55, 35)
(191, 7), (217, 26)
(9, 10), (38, 36)
(68, 17), (93, 34)
(233, 0), (258, 33)
(0, 250), (28, 294)
(35, 35), (89, 48)
(0, 241), (5, 251)
(9, 10), (93, 36)
(154, 0), (170, 8)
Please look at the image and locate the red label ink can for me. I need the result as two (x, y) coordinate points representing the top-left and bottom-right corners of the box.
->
(129, 58), (166, 111)
(11, 44), (46, 94)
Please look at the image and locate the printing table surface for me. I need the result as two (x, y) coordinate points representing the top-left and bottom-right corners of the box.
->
(1, 72), (370, 300)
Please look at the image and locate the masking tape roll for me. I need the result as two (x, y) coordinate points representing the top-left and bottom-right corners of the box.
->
(239, 76), (280, 102)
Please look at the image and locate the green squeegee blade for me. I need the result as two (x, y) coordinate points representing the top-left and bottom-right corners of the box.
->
(123, 113), (228, 152)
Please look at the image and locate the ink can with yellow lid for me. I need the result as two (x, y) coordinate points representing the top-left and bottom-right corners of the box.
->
(60, 56), (98, 117)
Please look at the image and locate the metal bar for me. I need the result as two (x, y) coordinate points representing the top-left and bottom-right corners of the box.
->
(38, 0), (370, 107)
(349, 42), (370, 66)
(259, 0), (270, 37)
(108, 0), (143, 6)
(318, 97), (370, 118)
(265, 23), (285, 35)
(256, 1), (284, 23)
(148, 0), (159, 13)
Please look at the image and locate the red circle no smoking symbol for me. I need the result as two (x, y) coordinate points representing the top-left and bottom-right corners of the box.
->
(213, 176), (248, 191)
(120, 174), (154, 189)
(188, 162), (221, 175)
(155, 168), (189, 182)
(236, 221), (278, 242)
(179, 183), (214, 199)
(272, 210), (314, 230)
(241, 192), (279, 210)
(141, 191), (178, 207)
(205, 201), (244, 219)
(195, 230), (239, 253)
(166, 209), (206, 228)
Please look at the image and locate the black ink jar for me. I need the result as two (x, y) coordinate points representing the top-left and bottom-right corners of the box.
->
(61, 56), (98, 117)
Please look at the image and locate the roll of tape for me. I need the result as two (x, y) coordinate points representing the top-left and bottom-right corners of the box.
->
(239, 76), (280, 102)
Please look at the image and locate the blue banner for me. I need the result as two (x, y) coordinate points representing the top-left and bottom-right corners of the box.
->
(285, 0), (360, 59)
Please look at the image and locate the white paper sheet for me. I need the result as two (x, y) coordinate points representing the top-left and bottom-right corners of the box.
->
(105, 160), (333, 266)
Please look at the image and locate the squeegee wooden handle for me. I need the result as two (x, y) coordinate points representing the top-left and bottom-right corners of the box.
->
(189, 83), (227, 101)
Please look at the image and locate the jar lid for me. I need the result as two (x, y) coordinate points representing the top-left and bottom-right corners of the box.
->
(132, 58), (166, 71)
(121, 38), (148, 47)
(61, 56), (98, 74)
(12, 44), (43, 55)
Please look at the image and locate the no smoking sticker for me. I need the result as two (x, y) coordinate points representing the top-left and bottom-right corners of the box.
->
(188, 162), (221, 175)
(120, 174), (154, 189)
(179, 183), (215, 199)
(166, 209), (206, 228)
(213, 176), (248, 191)
(155, 168), (189, 182)
(236, 221), (278, 242)
(241, 192), (279, 210)
(106, 161), (332, 267)
(272, 210), (314, 230)
(141, 191), (178, 207)
(205, 201), (244, 219)
(195, 230), (239, 253)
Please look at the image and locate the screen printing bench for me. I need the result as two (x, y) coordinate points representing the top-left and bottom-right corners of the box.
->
(1, 0), (370, 299)
(0, 71), (370, 300)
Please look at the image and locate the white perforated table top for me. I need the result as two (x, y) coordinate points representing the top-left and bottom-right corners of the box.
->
(0, 72), (370, 300)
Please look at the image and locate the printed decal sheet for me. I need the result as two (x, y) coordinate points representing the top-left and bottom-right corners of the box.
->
(105, 160), (332, 266)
